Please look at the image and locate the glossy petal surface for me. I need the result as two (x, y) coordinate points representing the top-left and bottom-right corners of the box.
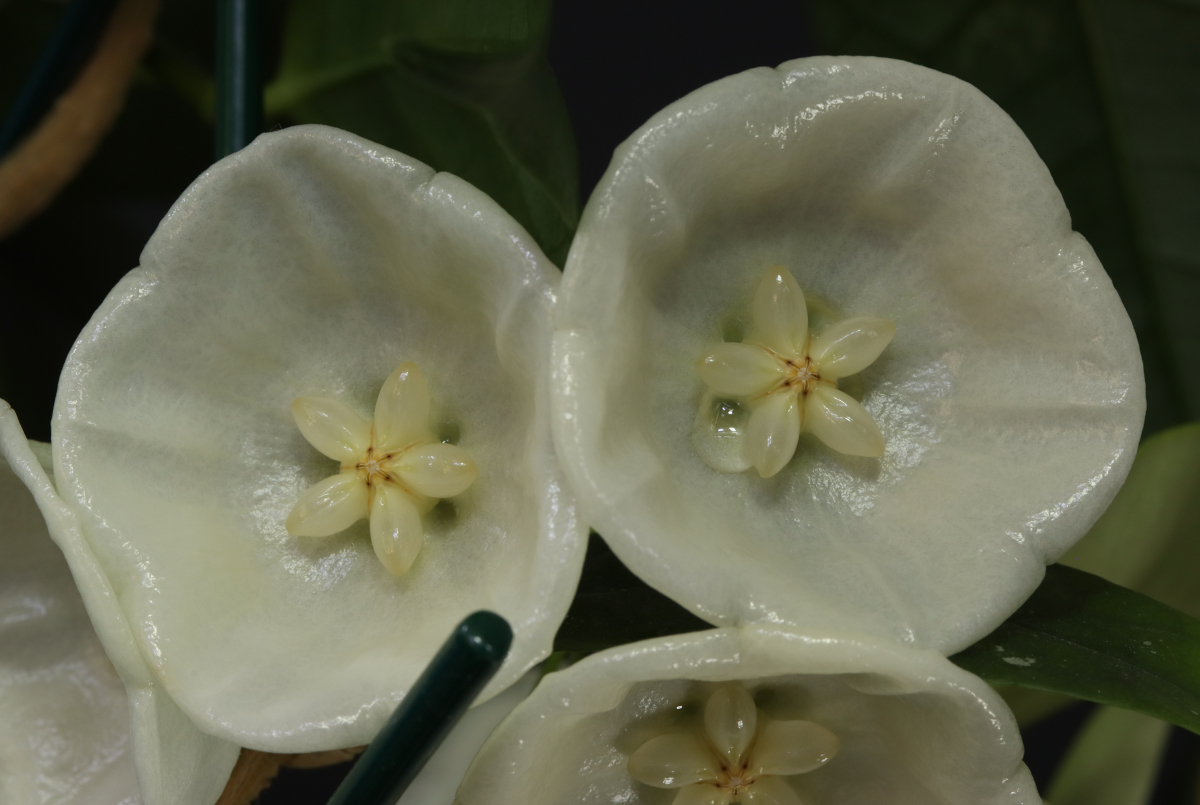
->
(286, 473), (369, 537)
(809, 318), (896, 380)
(695, 343), (785, 398)
(745, 392), (802, 478)
(804, 386), (885, 458)
(552, 56), (1144, 652)
(374, 362), (433, 454)
(1, 405), (239, 805)
(394, 443), (479, 499)
(48, 127), (586, 752)
(749, 268), (808, 355)
(291, 397), (372, 462)
(369, 483), (424, 576)
(753, 720), (840, 776)
(0, 435), (140, 805)
(704, 684), (757, 766)
(628, 734), (719, 788)
(457, 625), (1040, 805)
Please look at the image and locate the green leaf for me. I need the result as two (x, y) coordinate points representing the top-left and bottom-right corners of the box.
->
(1063, 422), (1200, 619)
(270, 0), (580, 266)
(553, 533), (712, 654)
(1045, 706), (1171, 805)
(949, 565), (1200, 735)
(808, 0), (1200, 434)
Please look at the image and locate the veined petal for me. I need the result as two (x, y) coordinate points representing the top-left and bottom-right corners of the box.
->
(751, 719), (840, 776)
(809, 317), (896, 380)
(696, 343), (786, 398)
(628, 733), (719, 788)
(393, 443), (478, 499)
(369, 484), (424, 576)
(374, 362), (433, 454)
(745, 393), (801, 478)
(743, 775), (803, 805)
(747, 268), (808, 356)
(286, 473), (368, 536)
(704, 685), (757, 767)
(674, 783), (733, 805)
(804, 386), (884, 458)
(292, 397), (372, 462)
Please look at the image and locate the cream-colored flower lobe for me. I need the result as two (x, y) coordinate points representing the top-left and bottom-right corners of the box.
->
(628, 684), (838, 805)
(696, 268), (895, 477)
(286, 362), (477, 575)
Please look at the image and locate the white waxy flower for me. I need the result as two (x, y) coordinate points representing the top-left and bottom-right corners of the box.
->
(552, 56), (1145, 654)
(696, 267), (895, 477)
(3, 126), (587, 804)
(0, 415), (139, 805)
(456, 625), (1040, 805)
(287, 362), (478, 576)
(627, 684), (838, 805)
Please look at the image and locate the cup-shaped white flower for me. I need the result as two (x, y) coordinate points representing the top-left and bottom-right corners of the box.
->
(456, 625), (1040, 805)
(552, 56), (1145, 653)
(0, 415), (140, 805)
(7, 125), (587, 795)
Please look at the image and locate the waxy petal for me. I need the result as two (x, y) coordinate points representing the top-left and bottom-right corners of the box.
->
(292, 397), (372, 462)
(804, 386), (884, 458)
(0, 434), (141, 805)
(370, 483), (424, 576)
(752, 719), (840, 776)
(809, 317), (896, 380)
(674, 783), (733, 805)
(746, 392), (801, 478)
(744, 775), (803, 805)
(696, 343), (786, 398)
(456, 626), (1041, 805)
(393, 443), (478, 499)
(704, 684), (757, 766)
(628, 733), (719, 788)
(374, 362), (433, 453)
(748, 268), (808, 356)
(1, 406), (240, 805)
(48, 128), (587, 754)
(286, 473), (369, 536)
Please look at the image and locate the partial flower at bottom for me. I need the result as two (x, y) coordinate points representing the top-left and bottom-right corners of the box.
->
(456, 625), (1040, 805)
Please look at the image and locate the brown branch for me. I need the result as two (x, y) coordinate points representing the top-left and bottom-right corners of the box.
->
(0, 0), (160, 240)
(215, 746), (367, 805)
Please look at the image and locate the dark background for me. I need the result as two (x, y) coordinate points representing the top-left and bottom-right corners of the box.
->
(1, 0), (1197, 802)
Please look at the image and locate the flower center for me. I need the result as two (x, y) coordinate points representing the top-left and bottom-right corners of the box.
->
(781, 355), (821, 395)
(354, 448), (393, 486)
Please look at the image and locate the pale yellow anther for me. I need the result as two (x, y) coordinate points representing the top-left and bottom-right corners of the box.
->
(285, 362), (477, 576)
(694, 267), (894, 476)
(627, 685), (837, 805)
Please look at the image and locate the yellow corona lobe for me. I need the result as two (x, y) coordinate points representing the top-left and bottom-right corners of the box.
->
(693, 268), (894, 477)
(627, 685), (838, 804)
(285, 362), (478, 576)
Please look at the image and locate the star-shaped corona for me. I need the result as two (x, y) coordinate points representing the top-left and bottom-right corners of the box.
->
(627, 684), (838, 805)
(696, 267), (896, 478)
(286, 362), (477, 576)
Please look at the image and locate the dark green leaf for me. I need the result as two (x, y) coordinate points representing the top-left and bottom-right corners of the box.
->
(553, 533), (713, 654)
(270, 0), (579, 265)
(949, 565), (1200, 735)
(808, 0), (1200, 434)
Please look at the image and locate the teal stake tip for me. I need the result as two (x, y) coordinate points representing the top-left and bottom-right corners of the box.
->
(324, 611), (514, 805)
(459, 609), (513, 662)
